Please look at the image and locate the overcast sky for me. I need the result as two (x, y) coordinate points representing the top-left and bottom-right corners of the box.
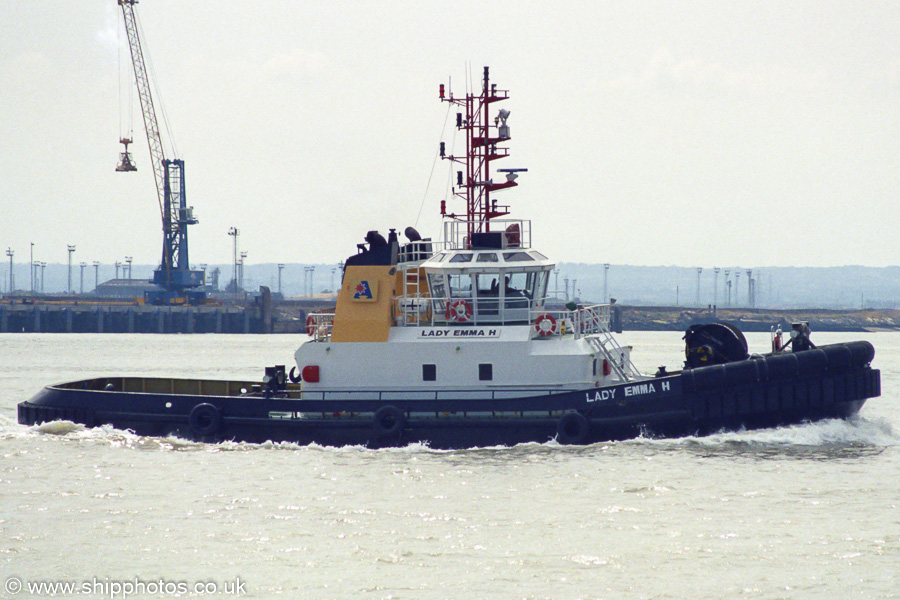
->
(2, 1), (898, 270)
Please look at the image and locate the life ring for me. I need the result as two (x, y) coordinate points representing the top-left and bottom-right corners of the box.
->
(305, 315), (316, 336)
(534, 313), (557, 336)
(188, 403), (221, 437)
(373, 405), (406, 438)
(556, 412), (590, 445)
(446, 299), (473, 323)
(288, 366), (302, 383)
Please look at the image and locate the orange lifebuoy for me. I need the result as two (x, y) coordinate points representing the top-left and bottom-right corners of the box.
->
(306, 314), (316, 336)
(446, 299), (473, 323)
(534, 313), (557, 336)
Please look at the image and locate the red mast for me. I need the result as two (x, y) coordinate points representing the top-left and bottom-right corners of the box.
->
(440, 67), (524, 244)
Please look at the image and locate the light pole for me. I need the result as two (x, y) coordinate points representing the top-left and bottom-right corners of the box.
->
(79, 262), (87, 294)
(5, 248), (13, 294)
(40, 262), (46, 293)
(67, 245), (76, 293)
(713, 267), (720, 308)
(747, 269), (753, 308)
(239, 251), (248, 293)
(228, 227), (239, 296)
(93, 261), (100, 292)
(303, 266), (313, 298)
(125, 256), (133, 280)
(603, 263), (610, 303)
(724, 269), (731, 306)
(277, 264), (285, 295)
(695, 267), (702, 307)
(734, 271), (741, 307)
(30, 242), (34, 292)
(330, 267), (337, 296)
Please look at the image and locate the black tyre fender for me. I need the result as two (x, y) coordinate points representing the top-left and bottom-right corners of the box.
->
(188, 403), (222, 436)
(373, 405), (405, 437)
(557, 412), (590, 445)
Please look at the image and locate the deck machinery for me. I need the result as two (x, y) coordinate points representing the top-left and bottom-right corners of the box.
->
(116, 0), (205, 305)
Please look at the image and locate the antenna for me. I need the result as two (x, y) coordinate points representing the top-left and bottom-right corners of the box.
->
(439, 66), (526, 239)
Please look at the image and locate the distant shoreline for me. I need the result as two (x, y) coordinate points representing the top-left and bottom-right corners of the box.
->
(618, 305), (900, 333)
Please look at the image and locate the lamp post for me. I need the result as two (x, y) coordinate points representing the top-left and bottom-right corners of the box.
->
(67, 245), (76, 293)
(79, 262), (87, 294)
(125, 256), (133, 280)
(93, 261), (100, 292)
(40, 262), (46, 293)
(228, 227), (239, 296)
(695, 267), (702, 307)
(713, 267), (720, 308)
(5, 248), (13, 294)
(603, 263), (610, 303)
(724, 269), (731, 306)
(30, 242), (34, 293)
(239, 251), (248, 293)
(277, 264), (285, 295)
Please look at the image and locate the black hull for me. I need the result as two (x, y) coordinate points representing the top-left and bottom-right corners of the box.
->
(18, 342), (880, 450)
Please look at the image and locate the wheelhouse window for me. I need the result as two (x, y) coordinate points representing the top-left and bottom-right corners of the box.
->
(503, 251), (534, 262)
(447, 273), (473, 298)
(505, 271), (548, 302)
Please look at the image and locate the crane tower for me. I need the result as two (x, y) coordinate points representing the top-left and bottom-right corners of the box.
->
(116, 0), (205, 305)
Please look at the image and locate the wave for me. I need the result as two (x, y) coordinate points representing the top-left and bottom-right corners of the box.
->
(625, 417), (899, 460)
(5, 415), (897, 458)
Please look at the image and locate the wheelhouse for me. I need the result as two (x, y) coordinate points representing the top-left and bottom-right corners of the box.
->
(422, 247), (552, 325)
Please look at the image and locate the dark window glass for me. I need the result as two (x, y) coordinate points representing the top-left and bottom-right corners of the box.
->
(478, 363), (492, 381)
(423, 364), (436, 381)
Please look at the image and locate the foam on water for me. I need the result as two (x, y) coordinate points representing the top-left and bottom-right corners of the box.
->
(6, 408), (896, 459)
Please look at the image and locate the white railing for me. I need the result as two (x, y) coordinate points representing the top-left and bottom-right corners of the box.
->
(389, 295), (612, 338)
(306, 311), (335, 341)
(529, 304), (611, 339)
(443, 219), (532, 251)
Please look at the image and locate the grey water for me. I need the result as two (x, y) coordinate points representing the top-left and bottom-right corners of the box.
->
(1, 332), (898, 600)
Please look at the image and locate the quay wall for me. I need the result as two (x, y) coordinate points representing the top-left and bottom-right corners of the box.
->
(0, 304), (271, 334)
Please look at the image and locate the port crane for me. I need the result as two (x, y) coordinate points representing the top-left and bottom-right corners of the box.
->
(116, 0), (205, 305)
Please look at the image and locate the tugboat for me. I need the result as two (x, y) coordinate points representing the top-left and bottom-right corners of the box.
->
(19, 68), (880, 448)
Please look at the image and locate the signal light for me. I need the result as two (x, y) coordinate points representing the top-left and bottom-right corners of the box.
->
(440, 142), (445, 157)
(440, 200), (446, 215)
(439, 84), (445, 99)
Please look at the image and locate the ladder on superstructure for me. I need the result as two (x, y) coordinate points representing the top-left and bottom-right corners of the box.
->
(586, 330), (642, 381)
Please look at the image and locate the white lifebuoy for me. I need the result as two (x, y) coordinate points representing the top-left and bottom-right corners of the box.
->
(305, 314), (316, 336)
(534, 314), (557, 336)
(446, 299), (473, 323)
